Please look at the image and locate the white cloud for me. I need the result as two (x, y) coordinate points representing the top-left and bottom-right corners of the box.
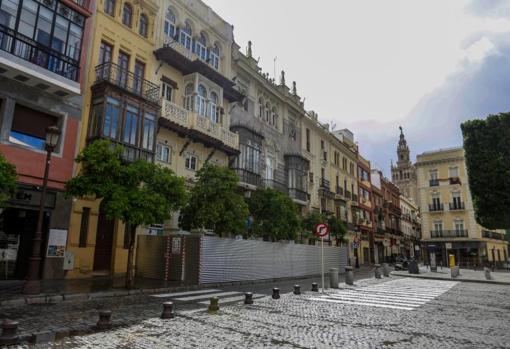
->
(462, 36), (497, 63)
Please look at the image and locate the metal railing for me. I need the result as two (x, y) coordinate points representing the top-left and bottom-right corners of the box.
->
(95, 62), (160, 104)
(352, 194), (358, 202)
(289, 188), (308, 202)
(429, 203), (444, 212)
(429, 179), (439, 186)
(234, 168), (260, 187)
(0, 24), (80, 82)
(320, 178), (330, 189)
(262, 179), (287, 193)
(345, 190), (352, 199)
(449, 202), (465, 210)
(482, 230), (507, 240)
(336, 186), (343, 196)
(431, 230), (468, 238)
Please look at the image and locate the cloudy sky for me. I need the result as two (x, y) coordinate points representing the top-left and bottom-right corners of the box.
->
(204, 0), (510, 175)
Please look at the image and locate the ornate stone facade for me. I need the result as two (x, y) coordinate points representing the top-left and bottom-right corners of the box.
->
(391, 127), (418, 204)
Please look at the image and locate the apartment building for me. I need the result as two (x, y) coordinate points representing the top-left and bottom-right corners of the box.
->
(381, 175), (402, 262)
(399, 194), (420, 258)
(416, 147), (508, 267)
(0, 0), (93, 280)
(357, 154), (374, 265)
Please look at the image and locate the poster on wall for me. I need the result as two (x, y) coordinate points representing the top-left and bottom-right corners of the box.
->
(46, 229), (68, 257)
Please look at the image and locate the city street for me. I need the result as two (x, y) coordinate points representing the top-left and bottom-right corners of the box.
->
(42, 277), (510, 348)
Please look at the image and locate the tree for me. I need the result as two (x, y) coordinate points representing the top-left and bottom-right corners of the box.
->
(179, 163), (248, 237)
(301, 211), (326, 244)
(327, 215), (347, 246)
(248, 188), (301, 241)
(65, 140), (186, 288)
(461, 113), (510, 229)
(0, 153), (16, 207)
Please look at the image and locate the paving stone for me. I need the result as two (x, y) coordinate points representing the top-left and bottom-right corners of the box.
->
(34, 331), (56, 344)
(1, 298), (26, 307)
(63, 293), (89, 301)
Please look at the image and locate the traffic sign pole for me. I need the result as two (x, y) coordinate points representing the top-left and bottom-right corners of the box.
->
(321, 236), (324, 293)
(314, 222), (329, 294)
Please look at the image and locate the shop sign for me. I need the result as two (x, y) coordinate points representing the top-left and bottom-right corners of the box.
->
(445, 243), (452, 249)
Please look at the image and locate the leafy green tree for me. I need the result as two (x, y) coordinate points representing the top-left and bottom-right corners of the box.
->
(0, 153), (16, 207)
(65, 140), (186, 288)
(327, 215), (347, 246)
(461, 113), (510, 229)
(248, 188), (301, 241)
(301, 211), (326, 244)
(180, 163), (248, 237)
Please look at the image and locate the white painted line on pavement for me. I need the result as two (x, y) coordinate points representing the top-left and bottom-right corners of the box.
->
(327, 291), (431, 304)
(151, 289), (222, 298)
(197, 293), (265, 305)
(173, 291), (242, 301)
(310, 297), (416, 311)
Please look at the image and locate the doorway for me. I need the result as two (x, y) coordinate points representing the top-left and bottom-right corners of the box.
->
(363, 247), (370, 265)
(93, 212), (114, 272)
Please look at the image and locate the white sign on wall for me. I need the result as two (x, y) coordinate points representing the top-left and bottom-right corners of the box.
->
(46, 229), (67, 257)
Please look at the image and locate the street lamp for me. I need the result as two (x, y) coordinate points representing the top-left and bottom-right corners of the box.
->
(23, 126), (60, 294)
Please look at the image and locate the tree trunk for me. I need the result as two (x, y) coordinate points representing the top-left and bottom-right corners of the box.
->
(125, 224), (137, 289)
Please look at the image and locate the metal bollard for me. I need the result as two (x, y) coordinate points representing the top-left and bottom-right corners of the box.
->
(0, 320), (19, 346)
(208, 296), (219, 314)
(345, 266), (354, 285)
(96, 310), (112, 330)
(329, 268), (339, 289)
(311, 282), (319, 292)
(293, 285), (301, 295)
(244, 292), (253, 305)
(161, 301), (175, 319)
(382, 263), (390, 277)
(484, 267), (491, 280)
(272, 288), (280, 299)
(374, 264), (382, 279)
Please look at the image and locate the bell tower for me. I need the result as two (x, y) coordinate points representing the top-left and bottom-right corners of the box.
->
(391, 127), (418, 204)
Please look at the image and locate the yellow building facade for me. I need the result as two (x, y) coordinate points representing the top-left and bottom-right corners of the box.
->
(66, 0), (161, 278)
(416, 147), (508, 267)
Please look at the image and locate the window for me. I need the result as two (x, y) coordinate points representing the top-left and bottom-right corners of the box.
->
(258, 98), (264, 118)
(133, 60), (145, 94)
(103, 97), (120, 139)
(306, 128), (310, 152)
(309, 172), (314, 183)
(123, 104), (138, 145)
(184, 84), (194, 111)
(342, 157), (347, 170)
(156, 143), (171, 163)
(161, 82), (172, 102)
(350, 163), (355, 175)
(79, 207), (90, 247)
(321, 140), (324, 150)
(449, 166), (459, 178)
(104, 0), (115, 15)
(185, 154), (197, 170)
(209, 91), (218, 123)
(454, 219), (464, 233)
(430, 169), (438, 180)
(179, 20), (192, 50)
(98, 41), (112, 65)
(209, 43), (220, 70)
(117, 51), (130, 87)
(236, 141), (260, 173)
(139, 14), (148, 37)
(271, 107), (278, 128)
(122, 3), (132, 27)
(265, 156), (273, 180)
(142, 112), (155, 151)
(196, 85), (207, 117)
(432, 192), (440, 208)
(265, 102), (270, 123)
(164, 7), (176, 39)
(194, 32), (207, 61)
(10, 104), (58, 150)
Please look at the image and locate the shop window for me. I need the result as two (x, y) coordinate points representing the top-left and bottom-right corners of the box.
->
(10, 104), (58, 150)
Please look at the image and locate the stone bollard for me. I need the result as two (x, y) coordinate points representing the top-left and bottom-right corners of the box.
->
(244, 292), (253, 305)
(208, 297), (219, 314)
(345, 266), (354, 285)
(451, 266), (459, 278)
(272, 288), (280, 299)
(311, 282), (319, 292)
(329, 268), (339, 289)
(96, 310), (112, 330)
(0, 320), (19, 346)
(161, 301), (175, 319)
(484, 267), (491, 280)
(293, 285), (301, 295)
(382, 263), (390, 277)
(374, 264), (382, 279)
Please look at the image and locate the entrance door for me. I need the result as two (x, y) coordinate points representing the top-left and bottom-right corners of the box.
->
(93, 213), (114, 272)
(363, 247), (369, 265)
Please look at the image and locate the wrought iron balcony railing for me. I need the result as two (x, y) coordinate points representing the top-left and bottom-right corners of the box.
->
(449, 202), (465, 210)
(262, 179), (287, 194)
(234, 168), (260, 187)
(95, 62), (160, 104)
(344, 190), (352, 199)
(429, 203), (444, 212)
(336, 186), (343, 196)
(429, 179), (439, 186)
(0, 24), (80, 82)
(482, 230), (507, 240)
(430, 230), (468, 238)
(320, 178), (330, 189)
(289, 188), (308, 202)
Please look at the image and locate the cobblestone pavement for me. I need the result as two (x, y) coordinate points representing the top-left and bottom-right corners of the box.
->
(39, 277), (510, 349)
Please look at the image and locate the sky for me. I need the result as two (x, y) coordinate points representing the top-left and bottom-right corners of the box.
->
(204, 0), (510, 175)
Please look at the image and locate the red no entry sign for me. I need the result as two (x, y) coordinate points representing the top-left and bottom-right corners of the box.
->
(314, 223), (329, 237)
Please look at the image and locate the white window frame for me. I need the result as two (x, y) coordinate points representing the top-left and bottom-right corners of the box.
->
(430, 169), (438, 180)
(185, 154), (198, 171)
(161, 82), (172, 102)
(209, 91), (218, 123)
(156, 143), (171, 163)
(179, 27), (192, 51)
(195, 41), (207, 61)
(164, 8), (176, 39)
(209, 49), (219, 70)
(433, 220), (443, 232)
(265, 156), (274, 180)
(449, 166), (459, 178)
(454, 219), (464, 232)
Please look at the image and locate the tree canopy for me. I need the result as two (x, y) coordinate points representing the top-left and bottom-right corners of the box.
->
(179, 163), (248, 236)
(0, 153), (16, 207)
(248, 188), (301, 241)
(461, 113), (510, 229)
(65, 140), (186, 287)
(327, 215), (347, 246)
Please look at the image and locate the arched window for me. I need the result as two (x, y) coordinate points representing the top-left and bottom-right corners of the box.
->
(196, 85), (207, 117)
(258, 98), (264, 118)
(194, 32), (207, 61)
(164, 8), (176, 39)
(184, 84), (194, 111)
(139, 14), (148, 37)
(265, 102), (270, 123)
(122, 3), (132, 27)
(179, 20), (192, 50)
(209, 43), (220, 70)
(271, 107), (278, 128)
(209, 91), (218, 123)
(104, 0), (115, 16)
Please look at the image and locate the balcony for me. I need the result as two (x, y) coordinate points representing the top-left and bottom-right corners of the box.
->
(160, 100), (239, 154)
(449, 202), (465, 211)
(449, 177), (461, 185)
(234, 168), (260, 187)
(345, 190), (352, 200)
(482, 230), (507, 241)
(94, 62), (160, 105)
(431, 230), (468, 238)
(335, 186), (343, 196)
(289, 188), (308, 203)
(429, 203), (444, 212)
(320, 178), (330, 189)
(0, 24), (80, 95)
(263, 179), (288, 194)
(352, 194), (358, 202)
(429, 179), (439, 186)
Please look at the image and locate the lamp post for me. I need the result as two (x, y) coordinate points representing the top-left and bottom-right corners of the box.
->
(23, 126), (60, 294)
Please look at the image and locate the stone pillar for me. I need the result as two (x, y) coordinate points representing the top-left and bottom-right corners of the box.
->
(329, 268), (339, 289)
(345, 266), (354, 285)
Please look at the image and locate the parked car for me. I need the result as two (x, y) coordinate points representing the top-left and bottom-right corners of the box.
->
(394, 256), (409, 270)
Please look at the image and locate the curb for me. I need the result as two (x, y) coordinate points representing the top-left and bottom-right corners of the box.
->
(391, 272), (510, 285)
